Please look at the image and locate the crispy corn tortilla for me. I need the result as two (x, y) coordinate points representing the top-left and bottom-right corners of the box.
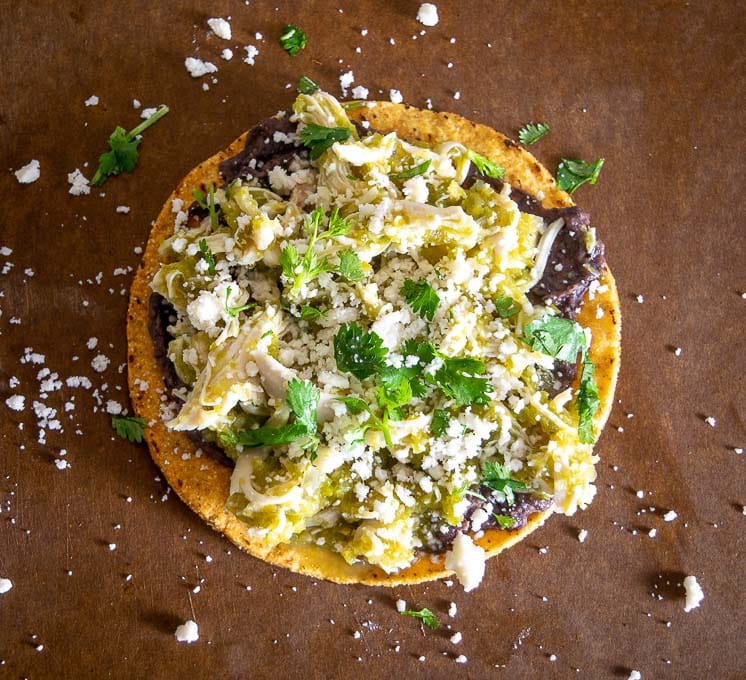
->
(127, 102), (621, 586)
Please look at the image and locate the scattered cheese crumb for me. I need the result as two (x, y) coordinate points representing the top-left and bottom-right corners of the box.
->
(450, 632), (462, 644)
(140, 107), (158, 120)
(175, 620), (199, 643)
(184, 57), (218, 78)
(673, 347), (682, 356)
(448, 602), (457, 617)
(704, 416), (717, 427)
(389, 89), (403, 104)
(14, 159), (41, 184)
(416, 3), (440, 26)
(453, 91), (461, 100)
(577, 529), (588, 543)
(444, 532), (486, 592)
(455, 654), (467, 664)
(648, 528), (657, 538)
(207, 17), (231, 40)
(636, 294), (644, 303)
(663, 510), (678, 522)
(84, 95), (99, 107)
(132, 99), (141, 109)
(628, 672), (641, 680)
(243, 45), (259, 66)
(395, 598), (406, 613)
(735, 447), (744, 455)
(5, 395), (25, 412)
(351, 85), (369, 100)
(91, 354), (110, 373)
(108, 543), (116, 551)
(683, 575), (704, 612)
(221, 48), (234, 61)
(67, 168), (91, 196)
(339, 70), (354, 96)
(54, 459), (69, 471)
(0, 578), (12, 594)
(116, 206), (130, 214)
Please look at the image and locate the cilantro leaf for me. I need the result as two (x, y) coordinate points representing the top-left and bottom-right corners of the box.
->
(280, 244), (300, 278)
(222, 379), (319, 450)
(112, 415), (147, 443)
(320, 208), (352, 239)
(299, 306), (326, 322)
(522, 315), (587, 363)
(192, 187), (207, 209)
(91, 106), (169, 186)
(494, 296), (520, 319)
(336, 249), (364, 282)
(556, 157), (604, 194)
(518, 122), (550, 146)
(335, 396), (370, 415)
(482, 461), (527, 506)
(342, 101), (366, 110)
(298, 75), (319, 94)
(225, 285), (255, 317)
(430, 409), (450, 436)
(333, 323), (388, 380)
(286, 378), (320, 433)
(494, 514), (516, 529)
(401, 279), (440, 321)
(390, 159), (431, 180)
(434, 360), (492, 406)
(467, 149), (505, 179)
(206, 183), (220, 229)
(402, 608), (439, 629)
(198, 239), (216, 275)
(300, 123), (351, 160)
(279, 24), (307, 56)
(577, 359), (600, 444)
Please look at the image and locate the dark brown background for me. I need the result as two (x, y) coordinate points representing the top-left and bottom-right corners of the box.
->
(1, 1), (744, 678)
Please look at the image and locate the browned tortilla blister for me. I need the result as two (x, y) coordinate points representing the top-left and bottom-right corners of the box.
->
(127, 102), (621, 585)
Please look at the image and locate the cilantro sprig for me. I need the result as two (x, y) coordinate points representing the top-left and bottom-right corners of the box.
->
(280, 207), (362, 297)
(482, 461), (527, 506)
(112, 415), (147, 443)
(556, 157), (604, 194)
(494, 296), (520, 319)
(298, 75), (319, 94)
(401, 279), (440, 321)
(518, 122), (550, 146)
(401, 608), (439, 629)
(91, 106), (169, 186)
(466, 149), (505, 179)
(521, 314), (600, 443)
(333, 323), (388, 380)
(279, 24), (307, 56)
(300, 123), (352, 160)
(198, 239), (216, 275)
(221, 379), (320, 450)
(224, 286), (255, 317)
(390, 159), (431, 180)
(430, 409), (450, 436)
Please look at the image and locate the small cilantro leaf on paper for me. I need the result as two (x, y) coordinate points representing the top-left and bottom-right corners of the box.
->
(466, 149), (505, 179)
(333, 323), (388, 380)
(300, 123), (351, 160)
(522, 315), (587, 363)
(91, 105), (169, 186)
(482, 461), (527, 506)
(494, 296), (520, 319)
(198, 239), (216, 275)
(112, 415), (147, 444)
(401, 279), (440, 321)
(279, 24), (307, 56)
(518, 122), (550, 146)
(298, 75), (319, 94)
(402, 608), (439, 629)
(556, 157), (604, 194)
(577, 359), (600, 444)
(390, 159), (431, 180)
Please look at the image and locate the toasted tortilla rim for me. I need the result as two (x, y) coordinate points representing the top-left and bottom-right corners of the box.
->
(127, 101), (621, 586)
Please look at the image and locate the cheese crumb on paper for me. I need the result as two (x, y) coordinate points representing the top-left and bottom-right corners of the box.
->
(14, 159), (41, 184)
(67, 168), (91, 196)
(444, 532), (485, 592)
(207, 17), (231, 40)
(0, 578), (12, 594)
(683, 575), (704, 612)
(416, 3), (440, 27)
(184, 57), (218, 78)
(175, 620), (199, 643)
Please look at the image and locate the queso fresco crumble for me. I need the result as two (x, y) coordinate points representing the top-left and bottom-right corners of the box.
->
(150, 87), (603, 583)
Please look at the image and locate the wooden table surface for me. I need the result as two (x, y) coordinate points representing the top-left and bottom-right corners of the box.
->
(0, 1), (743, 678)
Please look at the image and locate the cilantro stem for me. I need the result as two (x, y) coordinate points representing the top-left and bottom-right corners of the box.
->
(127, 105), (170, 139)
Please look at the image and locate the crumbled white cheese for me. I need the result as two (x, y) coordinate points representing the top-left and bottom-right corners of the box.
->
(175, 620), (199, 643)
(339, 70), (355, 97)
(67, 168), (91, 196)
(140, 107), (158, 120)
(91, 354), (110, 373)
(628, 672), (641, 680)
(5, 395), (25, 411)
(648, 528), (657, 538)
(207, 17), (231, 40)
(389, 89), (403, 104)
(704, 416), (717, 427)
(673, 347), (682, 356)
(14, 159), (41, 184)
(116, 205), (130, 214)
(444, 532), (486, 592)
(395, 598), (406, 613)
(448, 602), (457, 617)
(84, 95), (99, 106)
(184, 57), (218, 78)
(0, 578), (12, 594)
(636, 294), (644, 304)
(351, 85), (369, 100)
(416, 3), (440, 26)
(577, 529), (588, 543)
(663, 510), (678, 522)
(221, 48), (234, 61)
(683, 575), (704, 612)
(455, 655), (467, 664)
(243, 45), (259, 66)
(450, 631), (462, 644)
(132, 98), (141, 109)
